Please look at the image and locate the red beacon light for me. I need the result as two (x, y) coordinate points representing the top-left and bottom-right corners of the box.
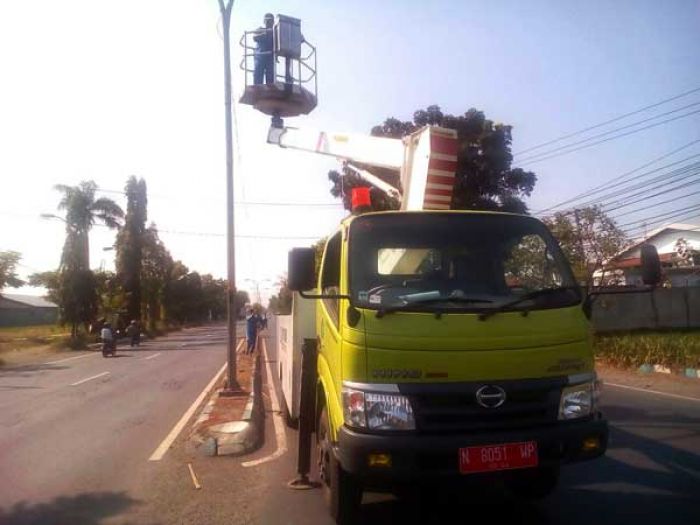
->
(351, 187), (372, 213)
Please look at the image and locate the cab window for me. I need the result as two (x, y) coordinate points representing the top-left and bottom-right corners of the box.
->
(320, 232), (341, 326)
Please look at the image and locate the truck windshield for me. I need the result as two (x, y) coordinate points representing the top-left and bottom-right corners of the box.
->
(348, 213), (580, 313)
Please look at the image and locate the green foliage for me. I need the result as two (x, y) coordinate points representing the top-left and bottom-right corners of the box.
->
(0, 251), (25, 290)
(594, 331), (700, 369)
(53, 180), (124, 270)
(543, 206), (627, 286)
(140, 225), (174, 330)
(267, 277), (293, 315)
(116, 176), (148, 322)
(329, 105), (537, 213)
(28, 271), (60, 305)
(57, 268), (98, 337)
(234, 290), (250, 319)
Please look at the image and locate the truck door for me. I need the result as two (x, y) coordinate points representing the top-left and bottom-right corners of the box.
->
(318, 232), (343, 429)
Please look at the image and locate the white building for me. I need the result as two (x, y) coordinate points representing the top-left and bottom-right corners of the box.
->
(606, 223), (700, 286)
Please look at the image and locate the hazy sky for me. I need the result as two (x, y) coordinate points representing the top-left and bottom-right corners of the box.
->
(2, 0), (699, 302)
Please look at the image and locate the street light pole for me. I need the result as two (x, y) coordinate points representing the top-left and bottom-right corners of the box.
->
(218, 0), (238, 391)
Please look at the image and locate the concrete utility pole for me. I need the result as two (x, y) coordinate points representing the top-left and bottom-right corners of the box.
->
(218, 0), (238, 391)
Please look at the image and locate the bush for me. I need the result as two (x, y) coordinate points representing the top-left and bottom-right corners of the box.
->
(594, 331), (700, 369)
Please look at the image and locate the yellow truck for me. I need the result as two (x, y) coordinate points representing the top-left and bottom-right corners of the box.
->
(236, 43), (661, 520)
(286, 209), (625, 522)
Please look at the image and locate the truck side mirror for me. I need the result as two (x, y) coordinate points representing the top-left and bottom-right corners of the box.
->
(640, 244), (661, 286)
(288, 248), (316, 291)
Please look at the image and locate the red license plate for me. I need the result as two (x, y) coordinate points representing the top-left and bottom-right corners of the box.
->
(459, 441), (538, 474)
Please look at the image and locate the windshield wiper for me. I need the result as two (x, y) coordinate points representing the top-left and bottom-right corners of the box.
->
(376, 296), (492, 318)
(478, 286), (580, 321)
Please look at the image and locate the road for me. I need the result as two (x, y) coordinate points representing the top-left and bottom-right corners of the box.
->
(1, 321), (699, 525)
(0, 324), (235, 525)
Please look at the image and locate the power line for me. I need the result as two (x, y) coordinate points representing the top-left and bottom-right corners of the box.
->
(616, 203), (700, 229)
(622, 207), (700, 235)
(601, 172), (700, 212)
(515, 85), (700, 156)
(517, 102), (700, 164)
(517, 108), (700, 167)
(95, 187), (341, 208)
(610, 188), (700, 219)
(534, 140), (700, 214)
(539, 162), (700, 217)
(577, 162), (700, 209)
(155, 228), (323, 240)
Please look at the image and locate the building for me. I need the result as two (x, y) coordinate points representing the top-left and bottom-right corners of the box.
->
(605, 223), (700, 287)
(0, 293), (59, 327)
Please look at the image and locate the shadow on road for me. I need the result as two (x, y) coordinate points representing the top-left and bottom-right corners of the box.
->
(353, 402), (700, 524)
(0, 491), (153, 525)
(0, 363), (67, 377)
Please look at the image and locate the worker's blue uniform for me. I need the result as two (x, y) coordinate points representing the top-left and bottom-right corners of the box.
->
(246, 314), (260, 353)
(253, 28), (274, 84)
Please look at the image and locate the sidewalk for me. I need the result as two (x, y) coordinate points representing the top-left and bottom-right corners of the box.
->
(190, 333), (266, 457)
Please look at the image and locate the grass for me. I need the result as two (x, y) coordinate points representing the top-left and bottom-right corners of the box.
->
(594, 330), (700, 369)
(0, 324), (70, 353)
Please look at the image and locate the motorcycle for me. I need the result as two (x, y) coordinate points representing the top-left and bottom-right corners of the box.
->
(102, 339), (116, 357)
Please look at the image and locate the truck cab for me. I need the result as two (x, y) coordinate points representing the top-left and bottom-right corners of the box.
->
(289, 210), (609, 523)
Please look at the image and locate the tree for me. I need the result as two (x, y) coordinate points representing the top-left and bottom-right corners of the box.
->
(53, 180), (124, 270)
(328, 105), (537, 213)
(543, 206), (627, 286)
(267, 276), (293, 315)
(0, 251), (24, 292)
(140, 224), (174, 330)
(49, 181), (123, 337)
(28, 271), (60, 305)
(116, 176), (148, 323)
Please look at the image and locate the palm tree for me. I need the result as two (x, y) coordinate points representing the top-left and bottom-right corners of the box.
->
(53, 181), (124, 270)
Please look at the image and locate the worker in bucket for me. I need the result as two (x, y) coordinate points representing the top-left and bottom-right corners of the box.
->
(253, 13), (275, 85)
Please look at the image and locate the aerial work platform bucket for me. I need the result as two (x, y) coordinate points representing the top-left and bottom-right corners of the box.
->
(239, 15), (317, 119)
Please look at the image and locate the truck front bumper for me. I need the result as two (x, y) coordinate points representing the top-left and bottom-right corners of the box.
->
(336, 416), (608, 486)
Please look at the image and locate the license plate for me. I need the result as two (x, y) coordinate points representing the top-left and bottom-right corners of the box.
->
(459, 441), (538, 474)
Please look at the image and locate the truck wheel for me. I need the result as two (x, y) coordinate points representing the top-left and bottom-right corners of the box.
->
(317, 407), (362, 524)
(506, 466), (559, 500)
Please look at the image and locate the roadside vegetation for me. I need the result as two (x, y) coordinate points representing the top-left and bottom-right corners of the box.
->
(594, 330), (700, 369)
(1, 178), (252, 359)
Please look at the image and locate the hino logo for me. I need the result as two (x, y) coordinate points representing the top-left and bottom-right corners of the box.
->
(371, 368), (422, 379)
(475, 385), (507, 408)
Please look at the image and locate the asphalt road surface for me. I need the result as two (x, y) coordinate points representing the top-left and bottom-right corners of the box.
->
(0, 324), (237, 525)
(1, 321), (699, 525)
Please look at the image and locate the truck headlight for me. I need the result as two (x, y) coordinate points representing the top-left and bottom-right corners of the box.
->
(559, 382), (594, 420)
(342, 388), (415, 430)
(366, 393), (415, 430)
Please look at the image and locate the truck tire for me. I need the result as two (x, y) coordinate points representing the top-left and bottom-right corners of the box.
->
(506, 466), (559, 500)
(317, 407), (362, 524)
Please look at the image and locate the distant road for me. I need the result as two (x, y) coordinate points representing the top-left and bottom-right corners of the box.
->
(0, 324), (236, 523)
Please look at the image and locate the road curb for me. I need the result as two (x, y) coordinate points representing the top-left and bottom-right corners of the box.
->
(193, 348), (264, 457)
(638, 363), (700, 379)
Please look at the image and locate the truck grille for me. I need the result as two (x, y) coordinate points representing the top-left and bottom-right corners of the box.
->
(399, 378), (565, 434)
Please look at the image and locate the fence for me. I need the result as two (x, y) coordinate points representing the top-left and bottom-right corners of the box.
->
(592, 287), (700, 332)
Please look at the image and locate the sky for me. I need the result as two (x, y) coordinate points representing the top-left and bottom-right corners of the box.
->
(1, 0), (699, 303)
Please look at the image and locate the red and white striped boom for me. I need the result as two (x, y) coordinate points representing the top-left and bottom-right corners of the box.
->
(267, 124), (459, 211)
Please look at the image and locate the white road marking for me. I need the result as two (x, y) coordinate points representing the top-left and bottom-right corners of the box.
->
(46, 353), (97, 365)
(143, 352), (161, 361)
(606, 382), (700, 403)
(242, 338), (288, 468)
(70, 371), (110, 386)
(148, 361), (227, 461)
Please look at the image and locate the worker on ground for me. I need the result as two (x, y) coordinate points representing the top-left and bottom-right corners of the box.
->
(245, 308), (259, 354)
(253, 13), (275, 85)
(126, 320), (140, 347)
